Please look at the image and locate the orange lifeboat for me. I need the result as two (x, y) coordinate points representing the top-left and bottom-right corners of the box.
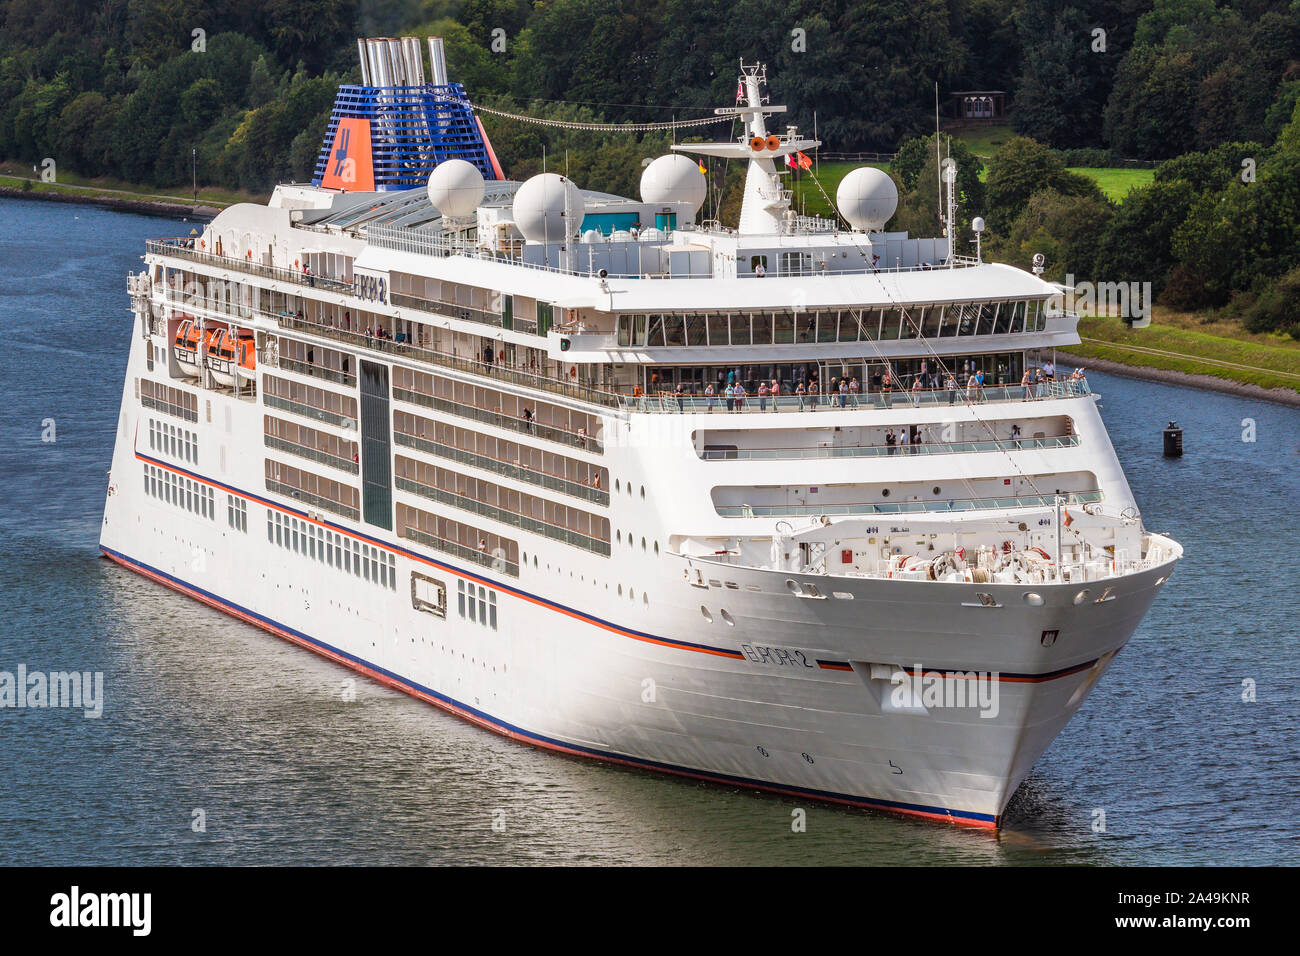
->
(173, 318), (202, 377)
(205, 327), (255, 387)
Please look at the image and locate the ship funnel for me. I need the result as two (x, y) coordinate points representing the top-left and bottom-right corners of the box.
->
(428, 37), (448, 86)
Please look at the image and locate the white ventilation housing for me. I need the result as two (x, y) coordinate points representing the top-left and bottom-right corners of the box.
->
(512, 173), (585, 243)
(426, 159), (485, 218)
(640, 155), (706, 220)
(836, 166), (898, 232)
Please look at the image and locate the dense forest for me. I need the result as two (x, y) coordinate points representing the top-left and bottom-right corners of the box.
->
(3, 0), (1300, 334)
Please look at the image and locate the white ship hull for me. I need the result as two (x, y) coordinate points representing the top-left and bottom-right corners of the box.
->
(102, 329), (1175, 826)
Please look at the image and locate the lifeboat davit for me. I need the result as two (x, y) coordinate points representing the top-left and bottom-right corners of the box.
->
(173, 318), (202, 378)
(206, 327), (256, 387)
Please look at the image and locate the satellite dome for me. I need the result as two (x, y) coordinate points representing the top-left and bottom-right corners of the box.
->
(640, 155), (706, 220)
(426, 159), (485, 219)
(512, 173), (585, 243)
(836, 166), (898, 232)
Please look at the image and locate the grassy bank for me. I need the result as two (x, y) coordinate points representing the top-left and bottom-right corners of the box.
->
(1070, 311), (1300, 394)
(0, 162), (260, 209)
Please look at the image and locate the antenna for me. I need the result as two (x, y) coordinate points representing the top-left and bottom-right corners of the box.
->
(941, 157), (957, 265)
(934, 81), (942, 229)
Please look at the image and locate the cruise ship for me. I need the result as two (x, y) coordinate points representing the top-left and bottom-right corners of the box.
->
(100, 39), (1181, 828)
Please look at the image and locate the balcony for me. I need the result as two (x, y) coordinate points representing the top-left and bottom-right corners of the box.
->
(714, 489), (1104, 518)
(147, 239), (353, 294)
(264, 434), (359, 475)
(400, 525), (520, 577)
(394, 431), (608, 505)
(395, 475), (610, 556)
(700, 434), (1081, 461)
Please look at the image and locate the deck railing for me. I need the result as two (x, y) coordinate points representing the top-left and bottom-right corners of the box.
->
(146, 239), (352, 294)
(701, 434), (1081, 461)
(714, 489), (1104, 519)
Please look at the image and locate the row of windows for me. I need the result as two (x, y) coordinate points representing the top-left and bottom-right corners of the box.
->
(266, 509), (396, 590)
(144, 463), (214, 519)
(138, 378), (199, 422)
(227, 495), (248, 532)
(457, 579), (498, 630)
(149, 418), (197, 463)
(616, 301), (1044, 348)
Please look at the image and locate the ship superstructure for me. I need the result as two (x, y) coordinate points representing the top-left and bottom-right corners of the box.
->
(101, 44), (1180, 827)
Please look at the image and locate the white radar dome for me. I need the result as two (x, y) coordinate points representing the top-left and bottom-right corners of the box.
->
(640, 155), (706, 220)
(512, 173), (585, 242)
(836, 166), (898, 232)
(426, 159), (485, 219)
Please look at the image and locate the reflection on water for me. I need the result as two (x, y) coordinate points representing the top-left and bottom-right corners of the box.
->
(2, 197), (1297, 865)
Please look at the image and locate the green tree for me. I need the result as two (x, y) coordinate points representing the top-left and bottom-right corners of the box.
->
(984, 135), (1101, 224)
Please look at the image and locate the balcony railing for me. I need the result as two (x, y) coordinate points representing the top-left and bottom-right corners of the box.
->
(277, 313), (622, 411)
(265, 478), (361, 521)
(400, 525), (520, 578)
(628, 378), (1093, 414)
(277, 356), (357, 388)
(389, 291), (506, 330)
(395, 476), (610, 556)
(700, 434), (1081, 461)
(264, 393), (356, 430)
(264, 434), (359, 475)
(146, 238), (352, 294)
(392, 386), (602, 455)
(714, 489), (1105, 518)
(394, 431), (608, 505)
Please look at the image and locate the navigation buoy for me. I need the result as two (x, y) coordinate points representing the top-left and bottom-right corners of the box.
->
(1163, 421), (1183, 457)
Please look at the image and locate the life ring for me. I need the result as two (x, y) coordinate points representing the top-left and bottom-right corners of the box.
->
(750, 136), (766, 152)
(1001, 540), (1013, 553)
(765, 135), (781, 151)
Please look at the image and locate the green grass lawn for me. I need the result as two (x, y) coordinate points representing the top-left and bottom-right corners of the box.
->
(0, 161), (259, 207)
(1073, 314), (1300, 393)
(1067, 167), (1154, 201)
(788, 160), (889, 220)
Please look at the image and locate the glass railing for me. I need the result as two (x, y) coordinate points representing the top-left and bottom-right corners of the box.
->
(264, 393), (356, 430)
(146, 239), (352, 293)
(627, 379), (1092, 414)
(701, 434), (1081, 461)
(389, 291), (505, 330)
(395, 476), (611, 556)
(400, 526), (520, 578)
(265, 478), (360, 521)
(714, 489), (1104, 518)
(277, 313), (623, 411)
(277, 356), (357, 388)
(394, 432), (608, 505)
(392, 386), (602, 455)
(264, 434), (359, 475)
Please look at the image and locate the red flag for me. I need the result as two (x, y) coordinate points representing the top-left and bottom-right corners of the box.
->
(1063, 509), (1074, 527)
(797, 151), (813, 170)
(785, 152), (797, 170)
(736, 79), (745, 100)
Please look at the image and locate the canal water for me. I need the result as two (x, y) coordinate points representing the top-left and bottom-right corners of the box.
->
(1, 197), (1296, 865)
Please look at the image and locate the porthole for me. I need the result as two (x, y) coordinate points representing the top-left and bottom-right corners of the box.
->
(881, 488), (891, 497)
(615, 479), (621, 492)
(629, 588), (635, 601)
(640, 486), (646, 499)
(1073, 589), (1090, 605)
(618, 584), (623, 596)
(1023, 592), (1045, 606)
(700, 605), (713, 623)
(932, 486), (941, 495)
(616, 530), (622, 543)
(653, 542), (659, 555)
(720, 609), (735, 627)
(641, 537), (646, 551)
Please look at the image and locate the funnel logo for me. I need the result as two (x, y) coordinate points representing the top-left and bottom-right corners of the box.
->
(322, 117), (374, 191)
